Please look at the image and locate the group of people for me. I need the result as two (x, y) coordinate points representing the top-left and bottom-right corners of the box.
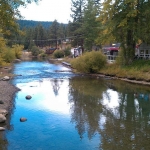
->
(71, 46), (83, 58)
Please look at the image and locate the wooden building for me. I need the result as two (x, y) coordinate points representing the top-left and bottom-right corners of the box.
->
(136, 43), (150, 59)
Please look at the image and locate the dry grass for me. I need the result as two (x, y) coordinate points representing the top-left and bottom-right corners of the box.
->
(99, 61), (150, 82)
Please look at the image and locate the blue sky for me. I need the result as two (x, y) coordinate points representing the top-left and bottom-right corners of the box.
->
(19, 0), (72, 23)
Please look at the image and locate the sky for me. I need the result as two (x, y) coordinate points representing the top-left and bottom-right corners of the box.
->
(19, 0), (72, 23)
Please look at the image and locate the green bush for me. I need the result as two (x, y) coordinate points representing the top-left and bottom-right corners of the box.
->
(31, 46), (40, 57)
(0, 36), (23, 65)
(39, 52), (47, 58)
(3, 48), (15, 63)
(64, 47), (71, 57)
(71, 51), (107, 73)
(12, 44), (24, 59)
(53, 50), (64, 58)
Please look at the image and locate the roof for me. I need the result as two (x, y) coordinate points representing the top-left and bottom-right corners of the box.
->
(103, 46), (119, 51)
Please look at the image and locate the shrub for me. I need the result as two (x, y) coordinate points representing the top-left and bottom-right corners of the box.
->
(64, 47), (71, 57)
(71, 51), (107, 73)
(53, 50), (64, 58)
(39, 52), (47, 58)
(3, 47), (15, 63)
(12, 44), (24, 59)
(31, 46), (40, 57)
(0, 36), (23, 65)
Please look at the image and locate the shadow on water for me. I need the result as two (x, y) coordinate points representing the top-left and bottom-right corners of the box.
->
(1, 60), (150, 149)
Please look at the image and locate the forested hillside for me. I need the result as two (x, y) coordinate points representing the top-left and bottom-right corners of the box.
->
(7, 20), (70, 49)
(17, 20), (53, 29)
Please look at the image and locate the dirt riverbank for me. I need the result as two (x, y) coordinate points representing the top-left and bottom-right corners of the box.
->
(0, 81), (20, 111)
(0, 67), (20, 111)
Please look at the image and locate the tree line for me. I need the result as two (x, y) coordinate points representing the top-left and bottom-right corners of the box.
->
(8, 20), (69, 49)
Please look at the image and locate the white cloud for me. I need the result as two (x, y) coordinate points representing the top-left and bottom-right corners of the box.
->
(19, 0), (72, 23)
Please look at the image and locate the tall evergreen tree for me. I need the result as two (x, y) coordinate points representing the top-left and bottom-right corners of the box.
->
(70, 0), (86, 47)
(48, 20), (60, 47)
(83, 0), (100, 51)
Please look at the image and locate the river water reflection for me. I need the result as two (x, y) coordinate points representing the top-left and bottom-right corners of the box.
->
(1, 60), (150, 149)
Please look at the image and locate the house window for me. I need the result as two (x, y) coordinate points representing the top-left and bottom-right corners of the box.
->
(140, 50), (144, 54)
(146, 50), (149, 54)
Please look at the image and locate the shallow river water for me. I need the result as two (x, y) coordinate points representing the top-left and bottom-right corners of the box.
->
(1, 60), (150, 150)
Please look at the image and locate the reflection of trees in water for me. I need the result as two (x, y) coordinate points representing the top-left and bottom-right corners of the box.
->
(100, 93), (150, 149)
(69, 77), (150, 149)
(51, 79), (63, 96)
(0, 113), (13, 149)
(69, 77), (107, 139)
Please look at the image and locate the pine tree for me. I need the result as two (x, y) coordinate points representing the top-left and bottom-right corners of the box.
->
(83, 0), (100, 51)
(70, 0), (86, 47)
(48, 20), (60, 48)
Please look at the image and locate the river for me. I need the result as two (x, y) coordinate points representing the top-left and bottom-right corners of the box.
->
(1, 60), (150, 150)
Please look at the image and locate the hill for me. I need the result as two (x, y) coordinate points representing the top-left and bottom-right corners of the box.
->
(17, 20), (53, 29)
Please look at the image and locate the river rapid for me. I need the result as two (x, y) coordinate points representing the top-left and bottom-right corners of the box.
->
(1, 60), (150, 150)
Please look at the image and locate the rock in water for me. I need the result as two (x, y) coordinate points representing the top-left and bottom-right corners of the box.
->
(20, 117), (27, 122)
(0, 127), (5, 131)
(2, 76), (10, 81)
(25, 95), (32, 100)
(0, 100), (4, 104)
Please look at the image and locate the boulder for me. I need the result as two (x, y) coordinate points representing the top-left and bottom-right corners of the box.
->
(0, 127), (5, 131)
(0, 100), (4, 104)
(0, 109), (8, 116)
(25, 95), (32, 100)
(4, 67), (9, 69)
(2, 76), (10, 81)
(0, 114), (6, 123)
(14, 59), (21, 63)
(20, 117), (27, 122)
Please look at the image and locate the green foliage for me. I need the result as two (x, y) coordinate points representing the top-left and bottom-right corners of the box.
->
(69, 0), (86, 47)
(3, 48), (15, 63)
(0, 0), (40, 36)
(83, 0), (100, 51)
(0, 35), (23, 65)
(39, 52), (47, 58)
(28, 41), (35, 50)
(115, 49), (126, 66)
(48, 20), (60, 47)
(12, 44), (24, 59)
(71, 51), (107, 73)
(16, 20), (67, 49)
(0, 36), (9, 65)
(31, 46), (40, 57)
(53, 50), (64, 58)
(64, 47), (71, 56)
(96, 0), (150, 64)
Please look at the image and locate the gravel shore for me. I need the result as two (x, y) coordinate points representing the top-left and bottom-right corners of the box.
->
(0, 81), (20, 111)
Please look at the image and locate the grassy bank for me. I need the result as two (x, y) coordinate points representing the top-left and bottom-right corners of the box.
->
(99, 60), (150, 82)
(61, 55), (150, 83)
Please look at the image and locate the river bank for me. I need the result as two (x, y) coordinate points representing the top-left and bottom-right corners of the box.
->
(55, 58), (150, 86)
(0, 67), (20, 111)
(0, 81), (20, 111)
